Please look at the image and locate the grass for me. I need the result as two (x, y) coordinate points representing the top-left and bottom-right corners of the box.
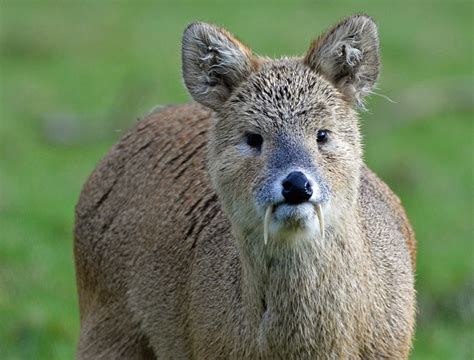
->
(1, 1), (473, 358)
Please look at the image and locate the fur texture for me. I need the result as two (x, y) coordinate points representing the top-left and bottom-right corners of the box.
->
(75, 15), (416, 359)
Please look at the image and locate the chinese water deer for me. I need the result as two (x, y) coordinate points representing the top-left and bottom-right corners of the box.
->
(74, 15), (416, 359)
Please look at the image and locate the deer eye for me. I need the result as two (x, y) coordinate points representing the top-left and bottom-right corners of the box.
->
(316, 130), (329, 144)
(245, 133), (263, 150)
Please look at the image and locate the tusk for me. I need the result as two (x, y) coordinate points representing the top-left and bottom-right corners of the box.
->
(264, 206), (273, 245)
(315, 204), (325, 240)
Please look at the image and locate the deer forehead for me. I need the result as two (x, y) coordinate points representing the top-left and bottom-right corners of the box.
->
(222, 60), (346, 131)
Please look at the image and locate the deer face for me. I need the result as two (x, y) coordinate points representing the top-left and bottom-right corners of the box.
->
(182, 16), (379, 246)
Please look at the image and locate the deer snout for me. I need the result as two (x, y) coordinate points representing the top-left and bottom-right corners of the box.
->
(282, 171), (313, 204)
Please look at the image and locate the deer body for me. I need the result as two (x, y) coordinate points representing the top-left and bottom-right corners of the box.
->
(75, 16), (416, 359)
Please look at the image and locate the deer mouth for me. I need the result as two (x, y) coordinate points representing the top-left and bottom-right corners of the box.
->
(264, 203), (325, 245)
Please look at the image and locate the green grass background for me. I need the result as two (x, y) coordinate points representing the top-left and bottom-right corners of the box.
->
(0, 0), (472, 358)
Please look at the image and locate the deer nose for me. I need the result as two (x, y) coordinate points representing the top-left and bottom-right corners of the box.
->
(281, 171), (313, 204)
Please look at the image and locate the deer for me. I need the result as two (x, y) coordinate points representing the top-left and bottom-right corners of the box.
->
(74, 15), (416, 359)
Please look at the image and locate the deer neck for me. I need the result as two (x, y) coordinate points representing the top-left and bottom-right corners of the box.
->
(236, 216), (371, 354)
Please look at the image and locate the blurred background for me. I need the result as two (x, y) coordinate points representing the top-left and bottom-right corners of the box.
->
(0, 0), (472, 358)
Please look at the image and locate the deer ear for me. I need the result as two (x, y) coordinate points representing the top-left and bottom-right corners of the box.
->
(182, 23), (258, 110)
(304, 15), (380, 108)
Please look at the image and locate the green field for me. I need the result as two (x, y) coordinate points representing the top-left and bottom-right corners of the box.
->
(0, 1), (472, 358)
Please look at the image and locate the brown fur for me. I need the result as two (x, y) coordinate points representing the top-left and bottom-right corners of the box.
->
(75, 15), (416, 359)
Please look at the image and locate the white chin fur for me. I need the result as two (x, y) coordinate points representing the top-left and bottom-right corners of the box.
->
(267, 203), (323, 245)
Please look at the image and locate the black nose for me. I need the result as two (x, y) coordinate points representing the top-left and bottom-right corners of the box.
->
(282, 171), (313, 204)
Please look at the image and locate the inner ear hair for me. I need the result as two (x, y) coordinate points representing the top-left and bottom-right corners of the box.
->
(182, 22), (259, 110)
(304, 15), (380, 108)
